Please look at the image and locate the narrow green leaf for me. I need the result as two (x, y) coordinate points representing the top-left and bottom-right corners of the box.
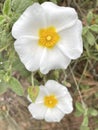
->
(0, 15), (5, 24)
(0, 82), (8, 95)
(90, 24), (98, 33)
(9, 77), (24, 96)
(87, 11), (93, 24)
(80, 126), (90, 130)
(86, 31), (95, 46)
(82, 26), (89, 35)
(82, 116), (89, 126)
(75, 102), (84, 113)
(88, 108), (98, 116)
(3, 0), (11, 15)
(28, 86), (39, 102)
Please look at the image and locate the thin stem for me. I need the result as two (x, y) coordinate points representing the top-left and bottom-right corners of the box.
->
(69, 66), (86, 110)
(78, 60), (88, 85)
(0, 43), (10, 52)
(31, 73), (34, 86)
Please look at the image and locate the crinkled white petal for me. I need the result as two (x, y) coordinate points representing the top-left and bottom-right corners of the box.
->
(57, 97), (73, 114)
(41, 2), (78, 31)
(57, 20), (83, 59)
(14, 36), (44, 72)
(40, 47), (71, 74)
(45, 80), (68, 98)
(28, 103), (47, 120)
(12, 3), (46, 39)
(45, 107), (64, 122)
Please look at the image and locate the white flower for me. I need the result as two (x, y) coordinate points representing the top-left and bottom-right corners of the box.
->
(12, 2), (83, 74)
(27, 80), (73, 122)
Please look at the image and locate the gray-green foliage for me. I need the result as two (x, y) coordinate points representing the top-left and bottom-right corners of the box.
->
(82, 10), (98, 60)
(75, 101), (98, 129)
(0, 0), (98, 129)
(0, 0), (35, 96)
(3, 0), (11, 15)
(11, 0), (33, 13)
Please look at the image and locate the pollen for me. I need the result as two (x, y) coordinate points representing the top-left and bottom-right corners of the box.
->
(46, 36), (52, 41)
(38, 27), (60, 48)
(44, 95), (58, 108)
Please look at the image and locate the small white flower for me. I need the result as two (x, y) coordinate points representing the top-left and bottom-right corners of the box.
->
(12, 2), (83, 74)
(28, 80), (73, 122)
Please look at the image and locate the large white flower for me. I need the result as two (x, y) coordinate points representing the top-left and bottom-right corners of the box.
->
(28, 80), (73, 122)
(12, 2), (83, 74)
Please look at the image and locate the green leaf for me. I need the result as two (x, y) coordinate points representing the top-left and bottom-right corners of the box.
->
(88, 108), (98, 116)
(87, 11), (93, 24)
(74, 110), (83, 117)
(80, 126), (90, 130)
(82, 26), (89, 35)
(9, 77), (24, 96)
(12, 0), (33, 13)
(90, 24), (98, 33)
(12, 57), (30, 77)
(28, 86), (39, 102)
(75, 102), (84, 114)
(0, 15), (5, 24)
(86, 31), (95, 46)
(3, 0), (11, 15)
(82, 116), (89, 126)
(0, 82), (8, 95)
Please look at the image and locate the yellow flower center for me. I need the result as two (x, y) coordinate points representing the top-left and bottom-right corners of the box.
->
(44, 95), (58, 108)
(38, 26), (60, 48)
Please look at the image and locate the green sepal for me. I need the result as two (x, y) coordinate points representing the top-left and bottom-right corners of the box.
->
(28, 86), (39, 102)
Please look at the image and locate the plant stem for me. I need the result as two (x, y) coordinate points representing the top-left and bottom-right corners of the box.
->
(31, 73), (34, 86)
(69, 66), (86, 110)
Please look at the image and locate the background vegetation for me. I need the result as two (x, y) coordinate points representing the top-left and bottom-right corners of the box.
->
(0, 0), (98, 130)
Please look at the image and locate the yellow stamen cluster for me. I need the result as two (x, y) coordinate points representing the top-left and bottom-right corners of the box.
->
(44, 95), (58, 108)
(38, 27), (60, 48)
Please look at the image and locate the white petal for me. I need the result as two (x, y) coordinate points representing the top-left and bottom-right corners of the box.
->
(40, 47), (71, 74)
(45, 107), (64, 122)
(45, 80), (68, 98)
(57, 20), (83, 59)
(28, 103), (47, 120)
(12, 3), (46, 39)
(35, 85), (49, 103)
(57, 96), (73, 114)
(41, 2), (78, 31)
(14, 36), (44, 72)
